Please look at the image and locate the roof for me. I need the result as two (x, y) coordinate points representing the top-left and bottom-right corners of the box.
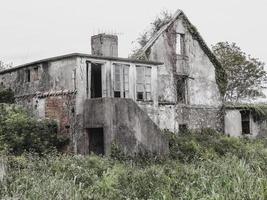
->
(225, 103), (267, 118)
(140, 9), (221, 68)
(0, 53), (163, 74)
(139, 9), (227, 95)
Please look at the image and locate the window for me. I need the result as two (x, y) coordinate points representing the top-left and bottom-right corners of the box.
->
(241, 110), (250, 135)
(114, 64), (129, 98)
(91, 63), (102, 98)
(136, 66), (151, 101)
(32, 67), (39, 81)
(26, 69), (31, 82)
(177, 76), (186, 103)
(72, 69), (76, 90)
(176, 33), (185, 55)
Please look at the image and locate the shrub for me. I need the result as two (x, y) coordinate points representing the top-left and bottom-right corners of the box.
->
(0, 87), (15, 104)
(0, 104), (68, 155)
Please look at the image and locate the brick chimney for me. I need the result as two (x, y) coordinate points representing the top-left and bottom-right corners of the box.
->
(91, 34), (118, 57)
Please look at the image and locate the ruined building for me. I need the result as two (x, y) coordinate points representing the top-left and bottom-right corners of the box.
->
(0, 9), (239, 155)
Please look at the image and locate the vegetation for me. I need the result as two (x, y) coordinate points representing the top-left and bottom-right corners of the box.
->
(0, 129), (266, 199)
(0, 60), (13, 71)
(212, 42), (266, 102)
(0, 104), (68, 155)
(0, 86), (15, 104)
(225, 103), (267, 120)
(130, 10), (173, 59)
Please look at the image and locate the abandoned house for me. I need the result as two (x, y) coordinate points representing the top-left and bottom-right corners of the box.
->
(2, 9), (262, 155)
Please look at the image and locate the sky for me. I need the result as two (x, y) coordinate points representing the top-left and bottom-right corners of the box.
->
(0, 0), (266, 66)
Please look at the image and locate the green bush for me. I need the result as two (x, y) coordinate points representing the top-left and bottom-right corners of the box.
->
(0, 104), (68, 155)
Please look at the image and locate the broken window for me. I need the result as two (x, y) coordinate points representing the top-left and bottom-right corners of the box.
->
(176, 33), (185, 55)
(136, 66), (151, 101)
(26, 69), (31, 82)
(241, 110), (250, 135)
(91, 63), (102, 98)
(113, 64), (129, 98)
(32, 67), (39, 81)
(177, 76), (186, 103)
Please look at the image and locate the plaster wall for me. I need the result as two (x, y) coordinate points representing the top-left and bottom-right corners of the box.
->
(225, 110), (242, 137)
(224, 109), (266, 137)
(148, 17), (222, 107)
(81, 98), (169, 155)
(146, 16), (223, 132)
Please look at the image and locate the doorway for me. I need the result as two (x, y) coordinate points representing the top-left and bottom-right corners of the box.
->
(91, 63), (102, 98)
(87, 128), (104, 155)
(241, 110), (250, 135)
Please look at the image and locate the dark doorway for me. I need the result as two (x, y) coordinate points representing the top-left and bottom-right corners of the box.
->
(241, 110), (250, 135)
(88, 128), (104, 155)
(91, 63), (102, 98)
(179, 124), (188, 133)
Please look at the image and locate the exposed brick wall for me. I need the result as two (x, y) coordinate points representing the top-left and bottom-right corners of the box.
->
(45, 95), (76, 151)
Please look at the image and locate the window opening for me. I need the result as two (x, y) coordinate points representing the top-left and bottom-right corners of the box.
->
(177, 76), (186, 103)
(91, 63), (102, 98)
(113, 64), (129, 98)
(136, 66), (151, 101)
(26, 69), (31, 82)
(176, 33), (185, 55)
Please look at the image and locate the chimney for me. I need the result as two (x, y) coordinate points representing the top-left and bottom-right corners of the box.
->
(91, 34), (118, 57)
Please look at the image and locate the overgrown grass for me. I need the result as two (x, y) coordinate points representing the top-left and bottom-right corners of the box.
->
(0, 130), (267, 199)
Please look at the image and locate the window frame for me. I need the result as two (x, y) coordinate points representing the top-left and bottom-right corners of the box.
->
(136, 65), (152, 101)
(113, 63), (130, 98)
(176, 33), (185, 56)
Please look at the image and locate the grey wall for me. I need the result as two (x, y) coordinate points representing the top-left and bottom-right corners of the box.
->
(82, 98), (169, 155)
(225, 109), (267, 137)
(145, 15), (223, 132)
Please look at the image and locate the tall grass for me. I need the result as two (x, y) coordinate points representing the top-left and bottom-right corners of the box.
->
(0, 130), (266, 200)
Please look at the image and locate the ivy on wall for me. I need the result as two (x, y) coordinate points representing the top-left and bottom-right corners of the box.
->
(225, 103), (267, 120)
(181, 15), (227, 97)
(131, 11), (228, 97)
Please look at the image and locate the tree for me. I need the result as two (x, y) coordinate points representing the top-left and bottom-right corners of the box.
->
(0, 60), (13, 71)
(0, 61), (5, 71)
(130, 10), (173, 59)
(212, 42), (266, 102)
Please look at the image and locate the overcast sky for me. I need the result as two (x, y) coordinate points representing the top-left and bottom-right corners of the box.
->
(0, 0), (266, 66)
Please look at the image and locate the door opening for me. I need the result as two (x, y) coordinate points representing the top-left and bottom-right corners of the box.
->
(241, 110), (250, 135)
(87, 128), (104, 155)
(91, 63), (102, 98)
